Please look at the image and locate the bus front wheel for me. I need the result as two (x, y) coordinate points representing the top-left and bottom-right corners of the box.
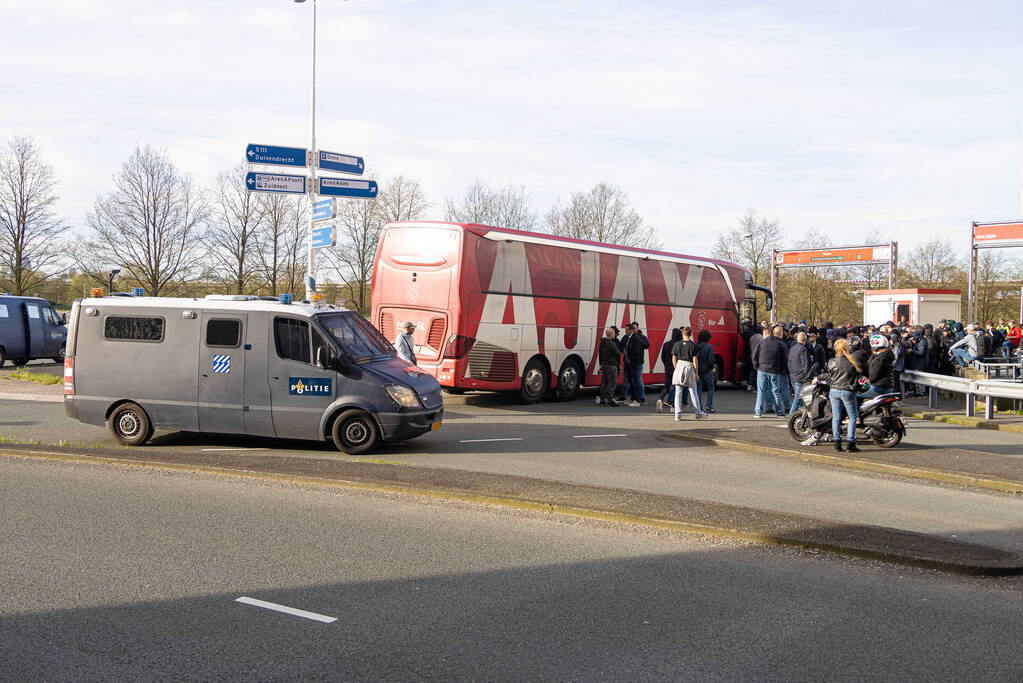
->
(518, 359), (549, 404)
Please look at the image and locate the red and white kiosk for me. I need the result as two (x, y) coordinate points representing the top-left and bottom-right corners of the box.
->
(862, 289), (961, 326)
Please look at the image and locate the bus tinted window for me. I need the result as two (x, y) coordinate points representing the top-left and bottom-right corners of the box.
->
(104, 316), (164, 342)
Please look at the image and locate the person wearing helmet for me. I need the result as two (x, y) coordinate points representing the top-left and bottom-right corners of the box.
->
(860, 333), (895, 400)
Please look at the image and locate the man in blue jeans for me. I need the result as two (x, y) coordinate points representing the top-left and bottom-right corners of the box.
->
(787, 331), (818, 416)
(752, 325), (789, 417)
(619, 322), (649, 406)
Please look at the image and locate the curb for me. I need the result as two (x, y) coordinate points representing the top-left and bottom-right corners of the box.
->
(905, 410), (1023, 434)
(667, 431), (1023, 495)
(3, 446), (1022, 577)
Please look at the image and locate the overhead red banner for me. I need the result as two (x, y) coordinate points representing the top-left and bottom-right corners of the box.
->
(774, 245), (892, 267)
(973, 221), (1023, 247)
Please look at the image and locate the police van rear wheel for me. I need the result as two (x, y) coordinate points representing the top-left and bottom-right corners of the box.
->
(332, 410), (380, 455)
(108, 402), (153, 447)
(0, 347), (6, 368)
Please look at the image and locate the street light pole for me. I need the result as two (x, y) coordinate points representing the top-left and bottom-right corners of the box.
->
(296, 0), (318, 302)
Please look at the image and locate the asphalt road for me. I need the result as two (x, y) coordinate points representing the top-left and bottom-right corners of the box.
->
(2, 456), (1021, 681)
(3, 390), (1023, 553)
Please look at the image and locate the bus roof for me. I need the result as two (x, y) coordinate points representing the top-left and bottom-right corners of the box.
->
(384, 221), (750, 274)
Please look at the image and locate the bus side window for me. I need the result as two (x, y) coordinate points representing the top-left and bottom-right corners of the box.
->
(274, 318), (310, 363)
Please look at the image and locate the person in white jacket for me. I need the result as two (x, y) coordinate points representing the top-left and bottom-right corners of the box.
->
(394, 321), (417, 365)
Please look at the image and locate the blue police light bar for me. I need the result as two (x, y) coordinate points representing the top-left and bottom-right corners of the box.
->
(280, 294), (293, 305)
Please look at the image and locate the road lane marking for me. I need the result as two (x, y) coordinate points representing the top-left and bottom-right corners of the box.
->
(459, 438), (523, 443)
(573, 434), (627, 438)
(235, 596), (337, 623)
(201, 448), (270, 452)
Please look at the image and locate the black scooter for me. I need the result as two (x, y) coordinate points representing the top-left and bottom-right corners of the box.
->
(788, 380), (906, 448)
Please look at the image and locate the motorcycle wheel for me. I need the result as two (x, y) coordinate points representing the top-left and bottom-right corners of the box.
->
(787, 410), (814, 441)
(873, 429), (903, 448)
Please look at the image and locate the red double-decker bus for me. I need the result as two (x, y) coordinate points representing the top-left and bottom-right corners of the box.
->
(370, 221), (769, 402)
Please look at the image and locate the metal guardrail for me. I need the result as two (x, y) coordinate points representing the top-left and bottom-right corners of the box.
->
(902, 370), (1023, 420)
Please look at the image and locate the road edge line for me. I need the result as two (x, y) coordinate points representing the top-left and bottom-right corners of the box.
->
(667, 432), (1023, 495)
(2, 447), (1020, 577)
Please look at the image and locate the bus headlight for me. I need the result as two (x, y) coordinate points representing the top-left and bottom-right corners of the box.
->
(384, 384), (421, 409)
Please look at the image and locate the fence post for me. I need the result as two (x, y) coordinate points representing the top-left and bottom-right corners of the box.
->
(966, 392), (976, 417)
(928, 389), (938, 409)
(985, 395), (994, 419)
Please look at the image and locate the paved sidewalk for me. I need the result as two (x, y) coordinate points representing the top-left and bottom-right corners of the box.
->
(899, 394), (1023, 434)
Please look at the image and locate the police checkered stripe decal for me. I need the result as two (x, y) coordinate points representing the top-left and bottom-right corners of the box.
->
(212, 354), (231, 374)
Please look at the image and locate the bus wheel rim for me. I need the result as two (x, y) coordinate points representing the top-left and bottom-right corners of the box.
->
(525, 368), (544, 395)
(561, 366), (578, 393)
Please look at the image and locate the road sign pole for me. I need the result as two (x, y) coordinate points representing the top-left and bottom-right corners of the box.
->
(305, 0), (319, 303)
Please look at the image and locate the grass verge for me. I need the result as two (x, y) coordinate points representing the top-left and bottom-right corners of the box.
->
(8, 370), (62, 386)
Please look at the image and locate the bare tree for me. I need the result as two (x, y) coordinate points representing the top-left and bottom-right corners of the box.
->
(324, 196), (380, 314)
(254, 193), (305, 296)
(81, 146), (207, 296)
(711, 208), (783, 287)
(445, 178), (538, 229)
(377, 175), (431, 222)
(852, 227), (891, 288)
(902, 237), (964, 287)
(545, 182), (660, 249)
(0, 136), (70, 295)
(205, 164), (262, 294)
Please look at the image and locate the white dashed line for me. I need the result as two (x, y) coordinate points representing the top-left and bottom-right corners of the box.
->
(201, 447), (270, 452)
(235, 596), (337, 624)
(572, 434), (627, 438)
(459, 438), (523, 443)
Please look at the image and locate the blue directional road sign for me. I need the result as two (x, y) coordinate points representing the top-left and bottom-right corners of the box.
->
(245, 172), (307, 194)
(312, 198), (335, 222)
(318, 177), (378, 199)
(317, 150), (364, 175)
(310, 224), (336, 249)
(246, 144), (307, 168)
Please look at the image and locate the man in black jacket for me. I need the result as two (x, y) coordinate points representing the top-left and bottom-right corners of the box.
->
(619, 323), (649, 406)
(752, 325), (789, 417)
(807, 331), (827, 375)
(596, 327), (622, 406)
(786, 332), (816, 416)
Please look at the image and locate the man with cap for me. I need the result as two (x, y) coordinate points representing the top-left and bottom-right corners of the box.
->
(394, 321), (418, 365)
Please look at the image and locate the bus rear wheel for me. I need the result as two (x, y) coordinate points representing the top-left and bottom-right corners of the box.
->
(555, 358), (583, 401)
(518, 359), (549, 404)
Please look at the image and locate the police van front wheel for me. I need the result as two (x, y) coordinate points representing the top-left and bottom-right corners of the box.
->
(332, 410), (380, 455)
(108, 402), (153, 447)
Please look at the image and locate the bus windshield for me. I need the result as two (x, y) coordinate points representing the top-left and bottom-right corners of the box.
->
(316, 312), (395, 362)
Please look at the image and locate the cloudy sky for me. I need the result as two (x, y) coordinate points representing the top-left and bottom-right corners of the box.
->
(2, 0), (1021, 259)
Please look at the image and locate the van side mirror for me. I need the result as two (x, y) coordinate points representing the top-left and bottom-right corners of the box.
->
(316, 345), (336, 370)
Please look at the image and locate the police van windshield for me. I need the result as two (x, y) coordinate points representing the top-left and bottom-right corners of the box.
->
(316, 312), (395, 362)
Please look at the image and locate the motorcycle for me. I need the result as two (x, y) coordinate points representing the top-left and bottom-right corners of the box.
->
(787, 380), (906, 448)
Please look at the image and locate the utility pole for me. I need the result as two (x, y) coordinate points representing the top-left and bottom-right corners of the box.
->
(297, 0), (319, 303)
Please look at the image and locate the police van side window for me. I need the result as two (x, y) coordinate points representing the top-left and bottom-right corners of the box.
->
(274, 318), (310, 363)
(206, 319), (241, 347)
(104, 316), (164, 342)
(0, 304), (7, 318)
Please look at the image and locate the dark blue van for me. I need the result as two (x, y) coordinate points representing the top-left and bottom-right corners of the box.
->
(0, 295), (68, 367)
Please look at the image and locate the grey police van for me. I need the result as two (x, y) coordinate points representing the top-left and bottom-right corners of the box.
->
(0, 294), (67, 367)
(63, 294), (443, 454)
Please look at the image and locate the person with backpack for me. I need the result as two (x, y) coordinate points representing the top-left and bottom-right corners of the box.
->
(671, 326), (707, 421)
(655, 328), (683, 413)
(819, 338), (862, 452)
(694, 329), (717, 413)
